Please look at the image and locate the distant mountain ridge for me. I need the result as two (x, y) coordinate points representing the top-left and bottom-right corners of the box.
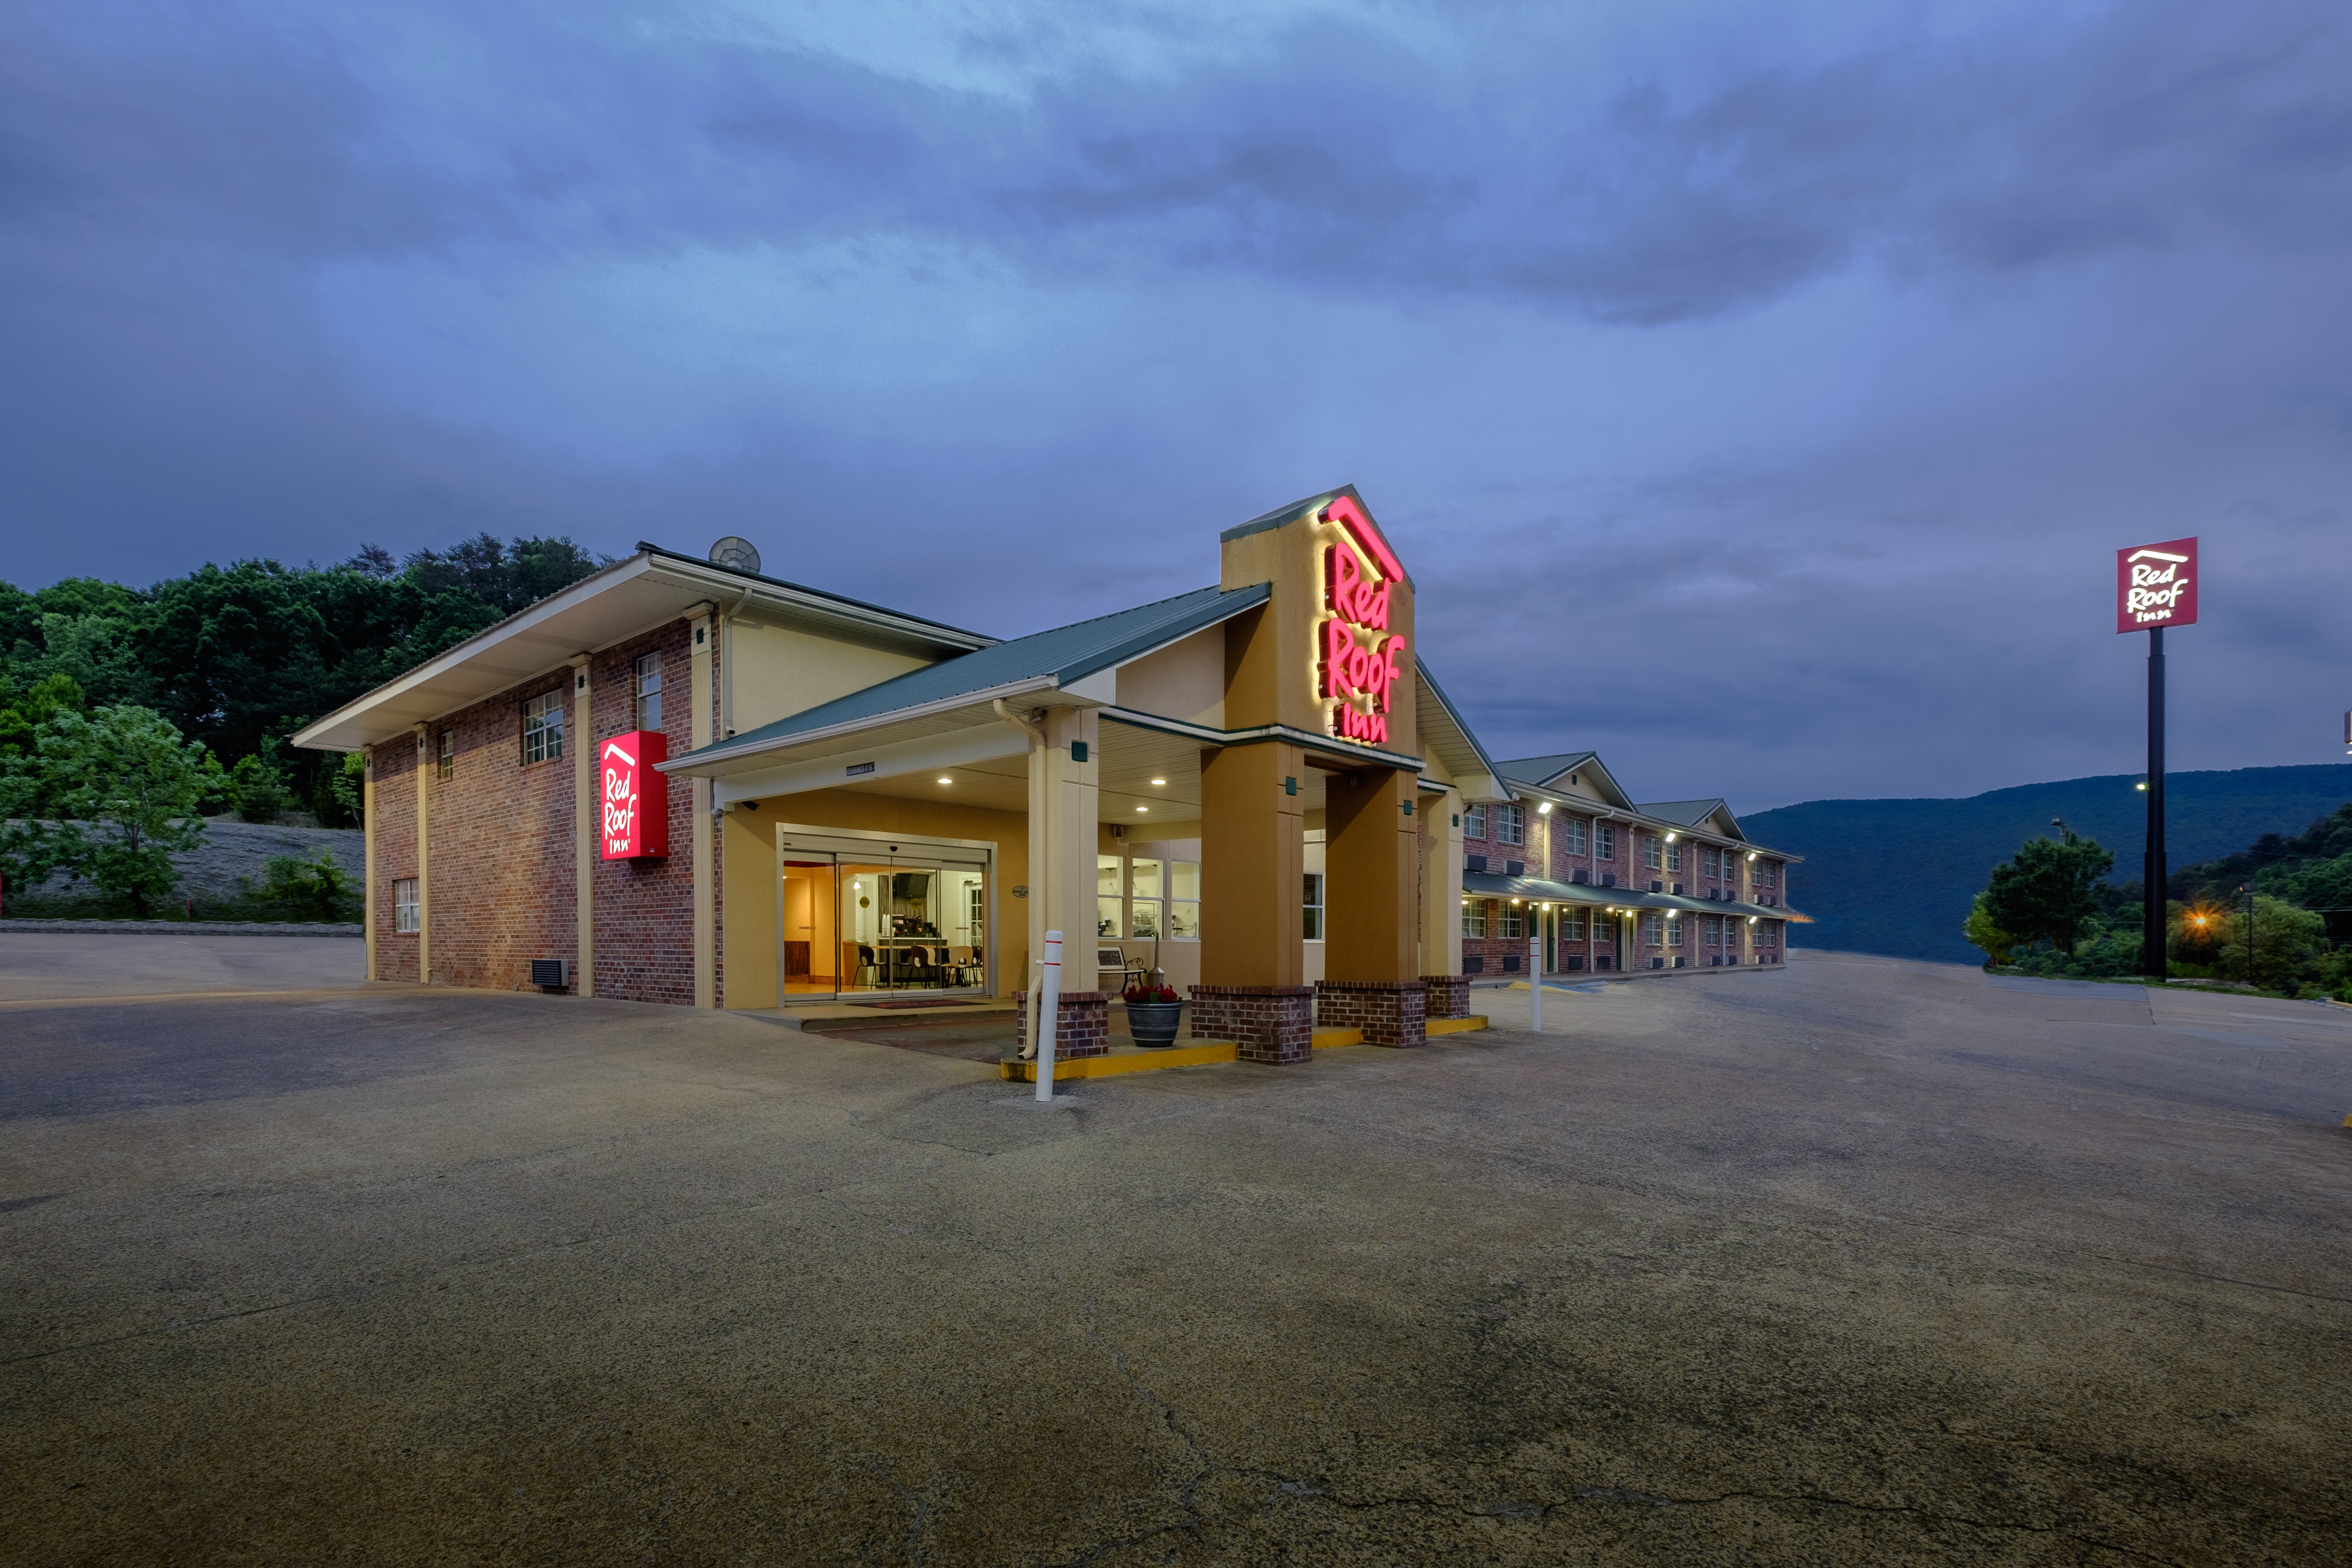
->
(1743, 764), (2352, 964)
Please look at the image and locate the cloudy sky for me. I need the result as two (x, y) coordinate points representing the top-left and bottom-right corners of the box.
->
(3, 1), (2347, 810)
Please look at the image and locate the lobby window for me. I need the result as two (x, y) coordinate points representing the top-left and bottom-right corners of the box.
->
(394, 878), (419, 934)
(1562, 909), (1586, 941)
(1169, 861), (1201, 939)
(1594, 824), (1615, 861)
(1641, 912), (1663, 946)
(1097, 855), (1122, 939)
(1666, 916), (1683, 948)
(521, 690), (564, 765)
(1560, 817), (1587, 856)
(634, 653), (663, 731)
(1666, 841), (1682, 873)
(1464, 803), (1487, 840)
(1131, 858), (1164, 939)
(1462, 900), (1489, 939)
(1643, 835), (1662, 871)
(1494, 803), (1525, 846)
(1500, 903), (1525, 939)
(436, 730), (453, 782)
(1302, 872), (1325, 940)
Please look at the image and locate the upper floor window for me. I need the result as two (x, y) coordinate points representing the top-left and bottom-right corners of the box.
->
(1303, 873), (1325, 941)
(436, 729), (453, 782)
(634, 653), (663, 732)
(1643, 835), (1662, 871)
(521, 690), (564, 765)
(1494, 803), (1525, 846)
(1462, 899), (1489, 939)
(1464, 803), (1488, 840)
(1755, 860), (1778, 889)
(1666, 841), (1682, 873)
(1594, 824), (1615, 861)
(1702, 846), (1719, 879)
(1559, 817), (1587, 856)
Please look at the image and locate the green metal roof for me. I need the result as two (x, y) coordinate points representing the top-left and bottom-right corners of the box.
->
(672, 582), (1270, 765)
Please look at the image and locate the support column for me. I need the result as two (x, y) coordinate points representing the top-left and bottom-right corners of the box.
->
(1319, 765), (1426, 1047)
(362, 744), (377, 982)
(1420, 785), (1463, 1000)
(412, 723), (431, 986)
(1196, 740), (1312, 1064)
(570, 655), (594, 997)
(1017, 705), (1103, 1048)
(690, 607), (715, 1008)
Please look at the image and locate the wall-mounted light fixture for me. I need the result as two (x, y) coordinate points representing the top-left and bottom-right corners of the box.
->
(1537, 802), (1552, 815)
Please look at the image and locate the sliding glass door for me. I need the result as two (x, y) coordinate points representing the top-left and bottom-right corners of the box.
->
(776, 831), (990, 1001)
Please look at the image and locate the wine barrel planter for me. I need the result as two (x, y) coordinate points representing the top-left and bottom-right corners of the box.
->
(1125, 1000), (1186, 1048)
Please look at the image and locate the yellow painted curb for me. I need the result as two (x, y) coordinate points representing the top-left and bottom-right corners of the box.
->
(1000, 1040), (1238, 1081)
(1426, 1015), (1490, 1036)
(1312, 1028), (1363, 1049)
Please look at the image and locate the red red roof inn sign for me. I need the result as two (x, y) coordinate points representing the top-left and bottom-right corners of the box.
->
(2115, 538), (2198, 633)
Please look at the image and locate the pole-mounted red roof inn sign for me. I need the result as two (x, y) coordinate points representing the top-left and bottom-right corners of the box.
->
(2115, 538), (2197, 634)
(1318, 495), (1409, 746)
(599, 730), (668, 859)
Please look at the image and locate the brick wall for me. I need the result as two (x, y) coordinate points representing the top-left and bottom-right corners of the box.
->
(424, 672), (578, 993)
(1314, 978), (1427, 1047)
(1013, 990), (1110, 1059)
(1190, 984), (1313, 1065)
(590, 627), (696, 1005)
(370, 736), (420, 982)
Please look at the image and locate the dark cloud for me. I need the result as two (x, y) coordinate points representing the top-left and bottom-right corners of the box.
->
(1, 0), (2348, 809)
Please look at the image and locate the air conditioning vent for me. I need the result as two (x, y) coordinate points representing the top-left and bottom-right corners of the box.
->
(1601, 873), (1616, 887)
(1463, 955), (1486, 974)
(1673, 956), (1687, 967)
(530, 958), (569, 991)
(1504, 860), (1525, 877)
(1502, 955), (1521, 973)
(1565, 955), (1586, 972)
(1569, 868), (1589, 884)
(1465, 853), (1487, 873)
(1649, 879), (1664, 893)
(1595, 955), (1613, 971)
(1649, 957), (1665, 969)
(1671, 882), (1685, 895)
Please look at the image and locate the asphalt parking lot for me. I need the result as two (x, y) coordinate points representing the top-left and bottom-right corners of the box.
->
(3, 939), (2349, 1565)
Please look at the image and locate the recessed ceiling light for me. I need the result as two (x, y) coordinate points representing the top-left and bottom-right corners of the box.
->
(1135, 806), (1148, 812)
(1150, 777), (1166, 785)
(936, 776), (952, 784)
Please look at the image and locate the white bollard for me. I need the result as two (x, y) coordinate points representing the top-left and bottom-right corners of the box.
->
(1529, 935), (1542, 1033)
(1034, 930), (1063, 1102)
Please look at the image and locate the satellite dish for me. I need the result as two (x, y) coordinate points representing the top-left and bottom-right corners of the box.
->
(709, 536), (761, 575)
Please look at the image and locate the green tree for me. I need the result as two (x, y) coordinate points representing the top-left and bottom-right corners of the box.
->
(2214, 895), (2328, 992)
(1963, 892), (2017, 967)
(257, 849), (357, 922)
(314, 750), (366, 829)
(30, 706), (209, 917)
(230, 741), (293, 823)
(0, 671), (84, 765)
(1982, 829), (2116, 956)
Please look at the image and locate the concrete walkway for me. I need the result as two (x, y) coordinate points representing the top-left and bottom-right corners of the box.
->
(3, 948), (2348, 1562)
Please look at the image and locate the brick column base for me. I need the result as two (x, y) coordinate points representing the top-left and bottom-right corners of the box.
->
(1014, 991), (1111, 1059)
(1421, 973), (1470, 1020)
(1189, 985), (1315, 1065)
(1315, 979), (1429, 1048)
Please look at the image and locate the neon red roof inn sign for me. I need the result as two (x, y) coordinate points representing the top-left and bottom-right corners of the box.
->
(2115, 537), (2198, 633)
(1318, 496), (1409, 745)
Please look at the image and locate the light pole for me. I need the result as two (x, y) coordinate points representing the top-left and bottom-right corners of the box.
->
(2241, 884), (2255, 987)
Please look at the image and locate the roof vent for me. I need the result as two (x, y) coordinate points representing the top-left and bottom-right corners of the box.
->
(709, 536), (762, 574)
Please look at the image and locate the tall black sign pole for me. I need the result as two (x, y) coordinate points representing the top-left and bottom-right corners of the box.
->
(2119, 537), (2196, 982)
(2144, 627), (2165, 979)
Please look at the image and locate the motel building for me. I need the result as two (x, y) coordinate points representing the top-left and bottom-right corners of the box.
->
(296, 487), (1804, 1064)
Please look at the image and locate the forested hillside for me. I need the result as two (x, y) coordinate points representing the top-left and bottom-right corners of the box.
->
(1, 534), (606, 821)
(1745, 764), (2352, 962)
